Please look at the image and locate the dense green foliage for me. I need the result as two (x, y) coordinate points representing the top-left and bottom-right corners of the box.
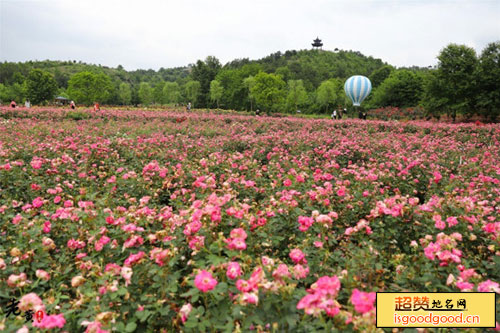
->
(138, 82), (153, 106)
(423, 44), (477, 121)
(286, 80), (308, 112)
(368, 70), (424, 108)
(209, 80), (224, 108)
(316, 79), (344, 113)
(184, 81), (201, 107)
(25, 69), (58, 105)
(1, 42), (498, 120)
(163, 82), (181, 105)
(421, 42), (500, 121)
(369, 65), (394, 88)
(118, 82), (132, 105)
(191, 56), (222, 107)
(250, 72), (286, 113)
(476, 42), (500, 120)
(67, 71), (113, 105)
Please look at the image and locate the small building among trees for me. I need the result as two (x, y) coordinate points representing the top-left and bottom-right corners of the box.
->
(55, 96), (70, 105)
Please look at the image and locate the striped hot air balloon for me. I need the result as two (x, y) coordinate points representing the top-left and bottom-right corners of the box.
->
(344, 75), (372, 107)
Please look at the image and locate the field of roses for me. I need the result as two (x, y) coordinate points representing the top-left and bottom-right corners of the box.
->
(0, 107), (499, 332)
(368, 107), (426, 121)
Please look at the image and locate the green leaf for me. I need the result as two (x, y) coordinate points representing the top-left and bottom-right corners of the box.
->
(118, 287), (128, 296)
(125, 322), (137, 332)
(216, 282), (228, 292)
(168, 283), (178, 292)
(114, 322), (125, 331)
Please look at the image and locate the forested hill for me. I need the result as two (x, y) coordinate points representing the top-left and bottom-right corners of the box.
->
(0, 60), (191, 87)
(224, 49), (387, 90)
(0, 49), (388, 90)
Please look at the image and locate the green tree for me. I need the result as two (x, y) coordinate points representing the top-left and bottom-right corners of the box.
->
(153, 81), (166, 104)
(243, 75), (256, 111)
(275, 66), (292, 82)
(163, 82), (181, 105)
(286, 80), (308, 112)
(423, 44), (478, 121)
(250, 72), (286, 113)
(209, 80), (224, 108)
(67, 71), (113, 105)
(0, 82), (26, 103)
(25, 69), (58, 105)
(421, 71), (447, 120)
(0, 83), (8, 103)
(216, 63), (261, 111)
(53, 68), (69, 88)
(184, 80), (201, 107)
(369, 70), (424, 108)
(316, 80), (337, 113)
(12, 72), (25, 85)
(369, 65), (394, 88)
(138, 82), (153, 106)
(476, 41), (500, 121)
(191, 56), (221, 107)
(118, 82), (132, 105)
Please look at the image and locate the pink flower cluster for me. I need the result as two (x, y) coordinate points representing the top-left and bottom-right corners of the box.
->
(225, 228), (247, 250)
(33, 313), (66, 329)
(236, 267), (264, 293)
(350, 289), (376, 314)
(297, 216), (314, 232)
(422, 232), (463, 266)
(289, 249), (307, 265)
(150, 247), (170, 266)
(124, 251), (145, 266)
(297, 275), (341, 317)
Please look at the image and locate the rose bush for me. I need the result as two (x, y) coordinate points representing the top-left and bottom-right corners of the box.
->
(0, 107), (499, 331)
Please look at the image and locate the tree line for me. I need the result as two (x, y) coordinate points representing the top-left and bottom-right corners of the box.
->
(0, 42), (498, 120)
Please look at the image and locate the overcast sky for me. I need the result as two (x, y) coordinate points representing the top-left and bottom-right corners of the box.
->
(1, 0), (499, 71)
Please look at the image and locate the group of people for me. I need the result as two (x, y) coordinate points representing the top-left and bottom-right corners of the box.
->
(331, 106), (347, 120)
(8, 99), (77, 109)
(331, 106), (369, 120)
(9, 100), (31, 108)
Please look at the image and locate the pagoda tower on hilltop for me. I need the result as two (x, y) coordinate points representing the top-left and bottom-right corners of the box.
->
(312, 37), (323, 50)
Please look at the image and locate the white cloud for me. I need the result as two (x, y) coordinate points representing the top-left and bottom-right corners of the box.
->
(1, 0), (498, 70)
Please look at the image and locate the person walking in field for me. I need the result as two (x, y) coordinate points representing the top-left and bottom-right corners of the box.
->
(70, 101), (76, 109)
(94, 102), (100, 111)
(187, 102), (191, 111)
(332, 110), (337, 120)
(25, 99), (31, 108)
(337, 106), (343, 119)
(10, 100), (16, 108)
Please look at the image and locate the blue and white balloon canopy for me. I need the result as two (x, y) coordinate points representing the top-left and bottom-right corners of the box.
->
(344, 75), (372, 107)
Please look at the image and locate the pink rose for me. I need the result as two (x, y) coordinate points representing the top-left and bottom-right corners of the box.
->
(351, 288), (376, 314)
(32, 197), (44, 208)
(230, 228), (247, 240)
(226, 262), (242, 280)
(289, 249), (306, 264)
(36, 269), (51, 281)
(33, 313), (66, 329)
(194, 270), (218, 293)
